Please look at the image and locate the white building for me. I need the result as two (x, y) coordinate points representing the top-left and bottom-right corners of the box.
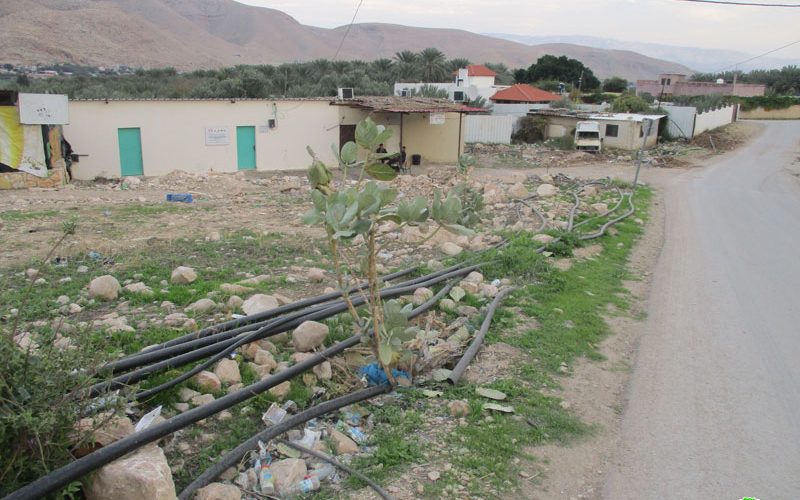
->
(394, 65), (509, 103)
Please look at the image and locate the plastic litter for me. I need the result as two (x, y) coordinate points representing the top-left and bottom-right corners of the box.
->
(358, 363), (410, 386)
(281, 475), (320, 497)
(262, 403), (287, 426)
(134, 405), (162, 432)
(166, 193), (193, 203)
(256, 441), (275, 495)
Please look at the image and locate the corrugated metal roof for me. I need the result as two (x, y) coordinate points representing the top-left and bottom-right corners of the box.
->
(331, 96), (486, 113)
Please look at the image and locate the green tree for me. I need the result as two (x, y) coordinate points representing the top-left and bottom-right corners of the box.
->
(394, 50), (419, 81)
(418, 48), (448, 82)
(446, 57), (471, 74)
(602, 76), (628, 93)
(611, 93), (653, 113)
(518, 55), (601, 90)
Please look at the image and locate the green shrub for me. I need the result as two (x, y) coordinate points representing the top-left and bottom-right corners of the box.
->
(511, 116), (549, 144)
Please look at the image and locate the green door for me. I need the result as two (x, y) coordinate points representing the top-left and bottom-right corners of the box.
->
(236, 126), (256, 170)
(118, 128), (143, 176)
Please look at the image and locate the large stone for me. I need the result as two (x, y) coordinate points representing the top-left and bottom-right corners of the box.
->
(412, 287), (434, 306)
(242, 294), (279, 316)
(164, 313), (189, 327)
(269, 381), (291, 400)
(307, 268), (326, 282)
(238, 275), (270, 286)
(220, 283), (253, 295)
(271, 458), (307, 495)
(253, 349), (277, 371)
(185, 298), (216, 314)
(330, 429), (359, 454)
(537, 184), (559, 197)
(84, 444), (176, 500)
(508, 182), (530, 199)
(313, 361), (333, 380)
(582, 185), (599, 197)
(194, 371), (221, 392)
(170, 266), (197, 285)
(89, 275), (121, 301)
(123, 282), (153, 295)
(292, 321), (329, 352)
(227, 295), (244, 310)
(213, 359), (241, 384)
(196, 483), (240, 500)
(463, 271), (484, 284)
(440, 242), (463, 256)
(533, 234), (554, 245)
(591, 202), (609, 214)
(74, 413), (135, 448)
(482, 182), (507, 204)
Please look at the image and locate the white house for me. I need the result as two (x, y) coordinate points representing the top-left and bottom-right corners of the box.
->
(394, 65), (510, 103)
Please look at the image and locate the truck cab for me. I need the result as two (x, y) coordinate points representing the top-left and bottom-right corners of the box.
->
(575, 121), (602, 152)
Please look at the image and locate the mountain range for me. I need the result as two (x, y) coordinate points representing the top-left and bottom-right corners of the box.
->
(487, 34), (800, 73)
(1, 0), (693, 81)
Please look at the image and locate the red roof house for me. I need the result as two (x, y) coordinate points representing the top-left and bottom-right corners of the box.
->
(464, 65), (497, 77)
(490, 84), (561, 104)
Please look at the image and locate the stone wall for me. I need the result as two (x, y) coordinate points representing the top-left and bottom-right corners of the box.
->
(0, 165), (68, 189)
(739, 105), (800, 120)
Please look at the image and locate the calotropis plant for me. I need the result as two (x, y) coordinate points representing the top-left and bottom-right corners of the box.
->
(302, 117), (476, 384)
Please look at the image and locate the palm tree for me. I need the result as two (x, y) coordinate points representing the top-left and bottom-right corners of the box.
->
(418, 48), (447, 82)
(393, 50), (417, 65)
(447, 58), (471, 74)
(394, 50), (419, 82)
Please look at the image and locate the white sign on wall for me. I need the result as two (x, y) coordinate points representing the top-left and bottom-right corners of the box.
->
(205, 126), (230, 146)
(429, 113), (446, 125)
(18, 93), (69, 125)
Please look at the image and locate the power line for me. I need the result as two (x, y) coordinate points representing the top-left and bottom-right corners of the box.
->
(676, 0), (800, 6)
(715, 38), (800, 71)
(333, 0), (365, 61)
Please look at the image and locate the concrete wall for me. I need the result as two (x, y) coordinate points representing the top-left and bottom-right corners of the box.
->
(65, 100), (340, 179)
(464, 115), (513, 144)
(694, 105), (737, 136)
(739, 105), (800, 120)
(542, 115), (658, 150)
(402, 112), (463, 164)
(661, 104), (697, 139)
(637, 80), (765, 98)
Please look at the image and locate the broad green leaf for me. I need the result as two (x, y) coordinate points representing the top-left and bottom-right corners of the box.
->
(333, 229), (356, 240)
(351, 218), (372, 235)
(375, 127), (393, 146)
(340, 201), (359, 226)
(355, 118), (379, 149)
(310, 189), (327, 211)
(476, 387), (507, 400)
(378, 342), (394, 366)
(449, 286), (465, 302)
(302, 209), (325, 225)
(442, 223), (474, 236)
(365, 163), (398, 181)
(340, 141), (358, 164)
(377, 214), (402, 225)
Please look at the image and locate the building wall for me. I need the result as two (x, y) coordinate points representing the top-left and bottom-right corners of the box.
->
(739, 105), (800, 120)
(637, 80), (765, 97)
(64, 100), (340, 179)
(464, 115), (513, 144)
(660, 104), (697, 138)
(542, 116), (659, 150)
(694, 105), (738, 136)
(402, 112), (463, 164)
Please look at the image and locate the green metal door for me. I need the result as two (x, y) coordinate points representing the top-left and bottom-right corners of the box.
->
(236, 126), (256, 170)
(118, 128), (143, 176)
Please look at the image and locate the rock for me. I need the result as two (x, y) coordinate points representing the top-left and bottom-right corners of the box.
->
(207, 231), (222, 242)
(56, 295), (70, 305)
(123, 282), (153, 295)
(77, 265), (89, 273)
(68, 303), (83, 314)
(460, 281), (480, 294)
(88, 275), (121, 301)
(238, 275), (270, 286)
(191, 394), (215, 406)
(508, 182), (530, 199)
(448, 400), (470, 417)
(480, 284), (499, 298)
(74, 414), (135, 448)
(34, 277), (47, 285)
(457, 305), (478, 316)
(170, 266), (197, 285)
(194, 371), (221, 392)
(160, 301), (175, 311)
(196, 483), (240, 500)
(219, 283), (252, 295)
(307, 267), (326, 282)
(164, 313), (189, 327)
(273, 293), (294, 306)
(427, 259), (444, 271)
(253, 349), (277, 371)
(591, 202), (609, 214)
(269, 381), (291, 399)
(183, 319), (197, 330)
(537, 184), (558, 197)
(227, 295), (243, 310)
(412, 287), (434, 306)
(482, 182), (507, 204)
(428, 470), (441, 481)
(242, 342), (260, 360)
(248, 362), (272, 378)
(292, 321), (329, 352)
(313, 361), (332, 380)
(242, 294), (278, 315)
(178, 388), (199, 402)
(213, 359), (241, 384)
(174, 403), (189, 412)
(26, 268), (39, 280)
(271, 458), (307, 495)
(533, 234), (554, 245)
(582, 185), (599, 197)
(439, 298), (457, 312)
(330, 429), (359, 454)
(463, 271), (484, 284)
(84, 444), (176, 500)
(440, 242), (463, 256)
(185, 298), (217, 314)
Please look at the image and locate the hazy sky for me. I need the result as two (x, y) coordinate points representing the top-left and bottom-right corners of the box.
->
(236, 0), (800, 58)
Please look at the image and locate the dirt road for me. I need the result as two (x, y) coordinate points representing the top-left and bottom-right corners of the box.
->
(604, 121), (800, 499)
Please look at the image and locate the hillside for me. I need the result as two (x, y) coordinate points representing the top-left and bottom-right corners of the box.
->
(0, 0), (692, 80)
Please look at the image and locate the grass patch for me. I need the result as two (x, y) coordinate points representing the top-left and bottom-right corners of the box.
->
(0, 209), (60, 221)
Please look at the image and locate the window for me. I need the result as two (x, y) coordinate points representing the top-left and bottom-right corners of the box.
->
(667, 78), (671, 85)
(605, 124), (619, 137)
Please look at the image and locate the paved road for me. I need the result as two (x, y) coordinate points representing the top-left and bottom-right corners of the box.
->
(604, 121), (800, 499)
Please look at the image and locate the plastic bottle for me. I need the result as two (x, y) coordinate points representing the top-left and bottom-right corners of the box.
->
(281, 476), (320, 497)
(308, 463), (335, 482)
(259, 463), (275, 495)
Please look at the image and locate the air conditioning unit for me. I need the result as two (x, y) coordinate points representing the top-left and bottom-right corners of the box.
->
(338, 88), (354, 100)
(400, 89), (410, 97)
(452, 90), (466, 102)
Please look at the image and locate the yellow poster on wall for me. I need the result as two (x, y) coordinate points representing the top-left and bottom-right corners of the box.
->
(0, 107), (24, 169)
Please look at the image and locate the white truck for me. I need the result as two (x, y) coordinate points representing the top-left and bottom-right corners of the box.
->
(574, 121), (602, 152)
